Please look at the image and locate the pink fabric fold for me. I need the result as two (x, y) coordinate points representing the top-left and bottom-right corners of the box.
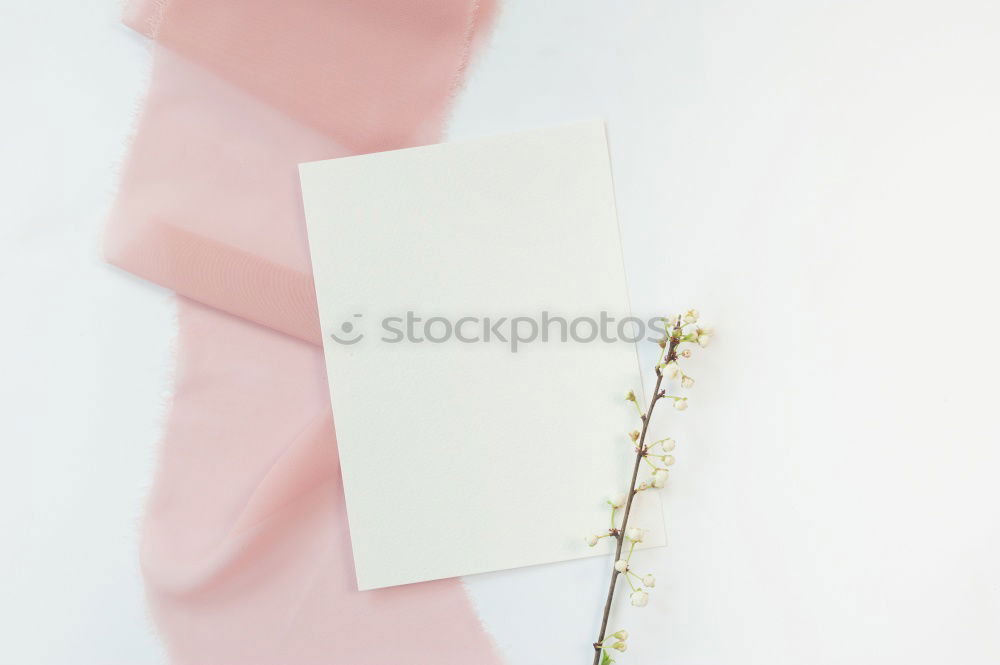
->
(107, 1), (502, 662)
(147, 299), (500, 663)
(124, 0), (478, 154)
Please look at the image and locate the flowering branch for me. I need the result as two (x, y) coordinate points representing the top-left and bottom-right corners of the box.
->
(588, 310), (712, 664)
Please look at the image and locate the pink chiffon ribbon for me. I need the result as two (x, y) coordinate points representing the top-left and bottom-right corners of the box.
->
(107, 1), (503, 662)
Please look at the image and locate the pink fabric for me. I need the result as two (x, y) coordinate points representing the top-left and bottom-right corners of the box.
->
(108, 1), (502, 662)
(107, 47), (332, 342)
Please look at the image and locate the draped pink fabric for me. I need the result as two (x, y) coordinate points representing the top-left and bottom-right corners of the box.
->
(107, 1), (503, 662)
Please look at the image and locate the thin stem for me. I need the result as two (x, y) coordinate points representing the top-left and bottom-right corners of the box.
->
(591, 330), (680, 664)
(632, 401), (644, 418)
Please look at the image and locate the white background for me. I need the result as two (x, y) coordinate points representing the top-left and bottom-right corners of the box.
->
(2, 1), (999, 663)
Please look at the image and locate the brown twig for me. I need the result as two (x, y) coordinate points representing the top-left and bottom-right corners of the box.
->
(591, 322), (681, 664)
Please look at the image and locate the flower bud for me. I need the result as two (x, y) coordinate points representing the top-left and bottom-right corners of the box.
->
(612, 641), (628, 652)
(612, 630), (628, 640)
(614, 559), (629, 573)
(660, 438), (676, 452)
(664, 362), (681, 379)
(586, 534), (600, 547)
(643, 574), (656, 588)
(674, 398), (688, 411)
(607, 492), (627, 508)
(630, 590), (649, 607)
(663, 454), (675, 466)
(627, 527), (644, 543)
(653, 469), (669, 487)
(658, 338), (667, 349)
(681, 375), (695, 389)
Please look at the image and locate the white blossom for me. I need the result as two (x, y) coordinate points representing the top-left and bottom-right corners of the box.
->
(587, 310), (712, 643)
(653, 469), (669, 488)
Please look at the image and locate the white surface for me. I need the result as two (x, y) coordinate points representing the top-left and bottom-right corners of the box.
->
(300, 122), (663, 589)
(2, 0), (999, 663)
(1, 3), (168, 664)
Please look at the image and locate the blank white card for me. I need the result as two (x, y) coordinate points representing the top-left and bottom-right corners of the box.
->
(299, 121), (664, 589)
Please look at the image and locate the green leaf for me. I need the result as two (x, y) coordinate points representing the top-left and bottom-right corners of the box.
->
(601, 651), (615, 665)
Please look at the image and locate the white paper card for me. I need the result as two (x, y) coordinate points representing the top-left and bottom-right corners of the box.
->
(299, 121), (664, 589)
